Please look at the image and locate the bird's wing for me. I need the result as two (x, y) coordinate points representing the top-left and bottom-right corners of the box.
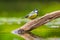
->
(25, 11), (35, 18)
(29, 11), (34, 14)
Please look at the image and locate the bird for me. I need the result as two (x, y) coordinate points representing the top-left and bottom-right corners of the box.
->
(25, 9), (38, 20)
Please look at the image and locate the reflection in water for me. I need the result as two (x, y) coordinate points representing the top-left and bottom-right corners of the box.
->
(12, 29), (60, 40)
(18, 32), (43, 40)
(12, 29), (44, 40)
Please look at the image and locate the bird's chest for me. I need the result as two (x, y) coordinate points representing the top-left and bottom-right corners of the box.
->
(28, 13), (37, 19)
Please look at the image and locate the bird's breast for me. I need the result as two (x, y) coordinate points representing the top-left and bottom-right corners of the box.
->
(28, 13), (37, 19)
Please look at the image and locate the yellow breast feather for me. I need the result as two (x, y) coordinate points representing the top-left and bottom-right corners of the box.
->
(28, 13), (37, 19)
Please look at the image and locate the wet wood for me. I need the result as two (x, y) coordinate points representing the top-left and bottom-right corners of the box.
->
(18, 10), (60, 32)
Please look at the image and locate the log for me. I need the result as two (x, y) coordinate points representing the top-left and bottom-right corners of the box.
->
(18, 10), (60, 33)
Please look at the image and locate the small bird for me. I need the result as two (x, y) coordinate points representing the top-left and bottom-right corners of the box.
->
(25, 9), (38, 19)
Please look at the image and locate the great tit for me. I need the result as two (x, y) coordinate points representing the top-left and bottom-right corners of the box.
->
(25, 9), (38, 19)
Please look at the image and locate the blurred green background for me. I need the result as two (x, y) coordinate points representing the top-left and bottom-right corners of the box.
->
(0, 0), (60, 40)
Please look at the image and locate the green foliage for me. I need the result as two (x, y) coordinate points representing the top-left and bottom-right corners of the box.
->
(0, 1), (60, 40)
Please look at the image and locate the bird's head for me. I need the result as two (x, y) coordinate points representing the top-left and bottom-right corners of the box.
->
(34, 9), (38, 13)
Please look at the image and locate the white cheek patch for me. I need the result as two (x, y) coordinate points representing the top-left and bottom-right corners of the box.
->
(35, 10), (38, 13)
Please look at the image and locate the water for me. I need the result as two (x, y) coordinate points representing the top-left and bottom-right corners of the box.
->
(0, 32), (24, 40)
(12, 29), (60, 40)
(0, 18), (60, 40)
(12, 29), (44, 40)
